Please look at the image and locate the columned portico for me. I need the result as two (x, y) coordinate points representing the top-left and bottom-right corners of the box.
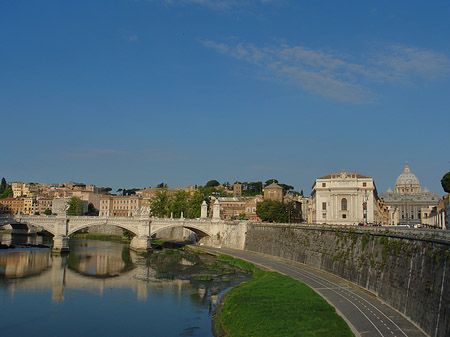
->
(311, 170), (378, 225)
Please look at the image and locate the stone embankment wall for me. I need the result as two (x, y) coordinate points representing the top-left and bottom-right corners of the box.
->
(199, 221), (248, 250)
(243, 225), (449, 337)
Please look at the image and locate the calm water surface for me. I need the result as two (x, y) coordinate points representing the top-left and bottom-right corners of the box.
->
(0, 234), (251, 337)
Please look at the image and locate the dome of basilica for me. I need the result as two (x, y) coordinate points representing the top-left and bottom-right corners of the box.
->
(394, 162), (421, 194)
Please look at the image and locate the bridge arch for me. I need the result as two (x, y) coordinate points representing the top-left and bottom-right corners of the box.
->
(150, 223), (212, 238)
(68, 221), (140, 237)
(4, 220), (58, 236)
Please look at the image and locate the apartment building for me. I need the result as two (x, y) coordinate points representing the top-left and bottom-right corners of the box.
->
(99, 195), (143, 217)
(0, 198), (25, 214)
(214, 195), (262, 220)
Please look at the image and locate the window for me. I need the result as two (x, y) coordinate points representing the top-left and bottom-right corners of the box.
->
(341, 198), (347, 211)
(322, 202), (327, 210)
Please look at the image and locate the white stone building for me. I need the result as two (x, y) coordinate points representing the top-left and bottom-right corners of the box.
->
(311, 170), (378, 225)
(380, 163), (441, 226)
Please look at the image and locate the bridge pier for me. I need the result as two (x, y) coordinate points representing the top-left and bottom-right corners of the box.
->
(130, 236), (152, 252)
(52, 235), (70, 253)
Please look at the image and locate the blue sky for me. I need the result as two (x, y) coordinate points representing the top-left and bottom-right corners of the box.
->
(1, 0), (449, 195)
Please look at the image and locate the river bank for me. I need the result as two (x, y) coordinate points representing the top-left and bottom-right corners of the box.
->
(195, 250), (354, 337)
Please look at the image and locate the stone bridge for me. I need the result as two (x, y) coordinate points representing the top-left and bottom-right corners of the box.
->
(0, 213), (246, 252)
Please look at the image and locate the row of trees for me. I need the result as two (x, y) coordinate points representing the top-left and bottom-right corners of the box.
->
(234, 179), (299, 197)
(256, 200), (301, 223)
(151, 185), (230, 218)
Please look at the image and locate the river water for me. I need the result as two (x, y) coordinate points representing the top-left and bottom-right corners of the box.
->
(0, 234), (251, 337)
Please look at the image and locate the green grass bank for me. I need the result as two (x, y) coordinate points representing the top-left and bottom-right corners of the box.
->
(213, 255), (354, 337)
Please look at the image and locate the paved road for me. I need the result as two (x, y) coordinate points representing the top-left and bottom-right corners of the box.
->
(198, 246), (427, 337)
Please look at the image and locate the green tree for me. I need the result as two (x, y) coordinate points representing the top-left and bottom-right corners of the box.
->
(87, 203), (97, 216)
(0, 177), (6, 194)
(169, 190), (190, 218)
(278, 183), (294, 194)
(256, 200), (300, 223)
(151, 190), (171, 218)
(441, 171), (450, 193)
(187, 190), (205, 218)
(265, 179), (278, 186)
(257, 200), (282, 222)
(67, 197), (84, 216)
(206, 179), (220, 187)
(99, 187), (112, 194)
(44, 209), (52, 215)
(0, 186), (13, 198)
(242, 181), (263, 196)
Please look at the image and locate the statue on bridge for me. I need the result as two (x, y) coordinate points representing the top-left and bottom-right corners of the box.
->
(134, 207), (151, 217)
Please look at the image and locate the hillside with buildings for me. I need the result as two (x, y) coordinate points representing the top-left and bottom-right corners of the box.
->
(1, 163), (448, 229)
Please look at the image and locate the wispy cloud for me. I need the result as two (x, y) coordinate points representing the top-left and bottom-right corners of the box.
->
(202, 40), (450, 103)
(371, 45), (450, 82)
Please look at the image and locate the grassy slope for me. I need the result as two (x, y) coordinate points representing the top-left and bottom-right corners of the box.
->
(214, 255), (354, 337)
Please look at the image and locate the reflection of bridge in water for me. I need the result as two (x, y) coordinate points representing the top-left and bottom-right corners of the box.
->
(0, 210), (242, 252)
(0, 247), (191, 302)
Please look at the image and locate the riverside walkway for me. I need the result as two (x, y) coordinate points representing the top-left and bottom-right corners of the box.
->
(199, 246), (427, 337)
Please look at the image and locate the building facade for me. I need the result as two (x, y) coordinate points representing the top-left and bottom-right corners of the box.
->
(311, 170), (378, 225)
(380, 163), (441, 226)
(99, 195), (143, 217)
(0, 198), (25, 214)
(215, 195), (262, 220)
(264, 183), (284, 201)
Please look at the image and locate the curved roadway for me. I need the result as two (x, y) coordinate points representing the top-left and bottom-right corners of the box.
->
(198, 246), (427, 337)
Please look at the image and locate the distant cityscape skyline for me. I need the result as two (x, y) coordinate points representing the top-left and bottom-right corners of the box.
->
(1, 1), (449, 197)
(3, 161), (447, 198)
